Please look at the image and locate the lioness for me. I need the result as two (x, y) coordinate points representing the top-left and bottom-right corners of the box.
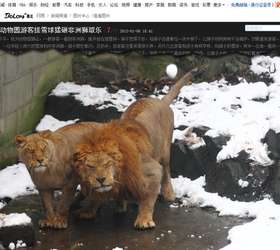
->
(15, 122), (101, 229)
(73, 68), (196, 229)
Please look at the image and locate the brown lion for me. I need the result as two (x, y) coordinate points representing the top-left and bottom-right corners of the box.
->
(73, 68), (196, 229)
(15, 122), (101, 229)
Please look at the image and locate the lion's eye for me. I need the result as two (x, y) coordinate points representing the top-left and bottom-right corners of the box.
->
(87, 165), (95, 170)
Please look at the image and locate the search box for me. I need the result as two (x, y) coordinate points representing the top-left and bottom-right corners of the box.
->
(245, 25), (280, 32)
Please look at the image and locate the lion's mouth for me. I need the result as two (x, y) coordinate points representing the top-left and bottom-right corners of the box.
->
(94, 185), (112, 193)
(33, 165), (47, 173)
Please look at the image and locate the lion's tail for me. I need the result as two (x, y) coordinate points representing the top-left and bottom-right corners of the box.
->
(162, 67), (198, 105)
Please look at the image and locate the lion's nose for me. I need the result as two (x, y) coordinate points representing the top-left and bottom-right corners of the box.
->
(96, 177), (106, 185)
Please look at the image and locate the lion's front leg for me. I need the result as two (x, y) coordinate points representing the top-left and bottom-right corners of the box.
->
(134, 196), (157, 229)
(38, 190), (57, 228)
(54, 180), (77, 229)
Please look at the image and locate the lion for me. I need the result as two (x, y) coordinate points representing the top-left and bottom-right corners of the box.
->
(15, 122), (101, 229)
(72, 68), (197, 229)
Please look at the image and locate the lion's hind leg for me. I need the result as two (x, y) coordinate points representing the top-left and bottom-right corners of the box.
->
(160, 141), (176, 202)
(134, 159), (162, 229)
(161, 162), (176, 202)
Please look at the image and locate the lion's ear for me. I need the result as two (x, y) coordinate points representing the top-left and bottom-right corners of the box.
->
(39, 130), (52, 138)
(15, 135), (27, 148)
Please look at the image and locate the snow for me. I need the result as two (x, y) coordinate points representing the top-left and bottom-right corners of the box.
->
(169, 79), (276, 166)
(172, 175), (280, 250)
(250, 56), (280, 83)
(36, 115), (78, 132)
(112, 248), (123, 250)
(51, 82), (136, 112)
(0, 202), (5, 209)
(238, 179), (249, 188)
(221, 218), (280, 250)
(166, 64), (178, 79)
(0, 163), (36, 200)
(0, 213), (31, 228)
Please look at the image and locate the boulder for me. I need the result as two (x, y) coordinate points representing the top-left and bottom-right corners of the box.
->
(262, 129), (280, 203)
(205, 150), (270, 201)
(45, 95), (122, 123)
(170, 130), (269, 201)
(170, 140), (208, 180)
(73, 53), (128, 85)
(262, 129), (280, 161)
(0, 213), (35, 248)
(203, 135), (230, 162)
(72, 53), (273, 87)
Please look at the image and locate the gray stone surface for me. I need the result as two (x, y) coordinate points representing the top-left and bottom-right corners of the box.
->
(0, 55), (6, 84)
(5, 54), (19, 83)
(0, 50), (73, 167)
(0, 82), (3, 118)
(3, 74), (33, 115)
(17, 51), (49, 76)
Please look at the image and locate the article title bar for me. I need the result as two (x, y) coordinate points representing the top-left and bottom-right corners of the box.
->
(0, 0), (279, 22)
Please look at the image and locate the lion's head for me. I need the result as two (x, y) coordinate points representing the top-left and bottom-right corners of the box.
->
(73, 121), (151, 199)
(73, 142), (123, 193)
(15, 130), (53, 172)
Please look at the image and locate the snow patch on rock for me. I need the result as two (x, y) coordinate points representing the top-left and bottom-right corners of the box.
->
(51, 82), (136, 112)
(36, 114), (79, 132)
(0, 163), (36, 201)
(0, 213), (31, 228)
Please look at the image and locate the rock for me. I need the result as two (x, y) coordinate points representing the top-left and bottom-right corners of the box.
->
(268, 163), (280, 203)
(0, 224), (35, 248)
(71, 53), (274, 92)
(45, 95), (122, 123)
(203, 135), (230, 161)
(72, 53), (177, 85)
(262, 129), (280, 160)
(170, 140), (208, 179)
(262, 129), (280, 203)
(0, 213), (35, 248)
(260, 129), (280, 203)
(205, 150), (270, 201)
(192, 126), (210, 137)
(73, 53), (128, 85)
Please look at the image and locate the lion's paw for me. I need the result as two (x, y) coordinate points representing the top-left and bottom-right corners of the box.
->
(39, 215), (68, 229)
(134, 216), (156, 230)
(52, 215), (68, 229)
(38, 218), (53, 228)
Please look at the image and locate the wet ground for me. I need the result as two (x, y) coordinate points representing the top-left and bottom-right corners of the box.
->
(3, 195), (249, 250)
